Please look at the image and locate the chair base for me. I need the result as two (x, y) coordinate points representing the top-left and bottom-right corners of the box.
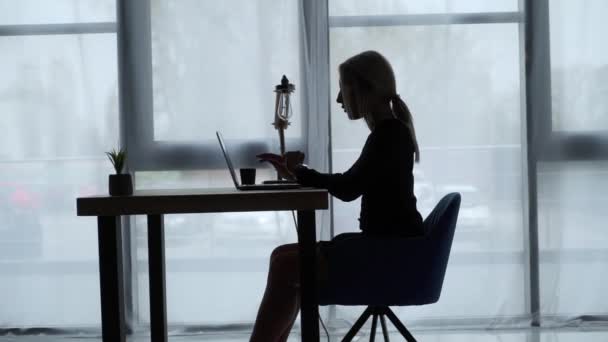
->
(341, 306), (417, 342)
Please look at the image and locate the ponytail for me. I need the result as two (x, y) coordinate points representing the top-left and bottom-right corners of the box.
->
(391, 95), (420, 163)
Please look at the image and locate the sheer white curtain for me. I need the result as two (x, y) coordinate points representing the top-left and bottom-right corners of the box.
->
(328, 0), (608, 330)
(149, 0), (303, 142)
(538, 0), (608, 326)
(328, 0), (525, 327)
(0, 0), (117, 327)
(1, 0), (606, 334)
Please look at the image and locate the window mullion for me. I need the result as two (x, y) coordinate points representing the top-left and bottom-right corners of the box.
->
(523, 0), (550, 327)
(329, 12), (521, 28)
(0, 22), (116, 36)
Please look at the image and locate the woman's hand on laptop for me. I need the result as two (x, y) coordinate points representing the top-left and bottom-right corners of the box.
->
(256, 151), (305, 181)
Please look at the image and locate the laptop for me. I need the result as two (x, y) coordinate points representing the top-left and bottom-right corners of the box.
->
(216, 131), (301, 191)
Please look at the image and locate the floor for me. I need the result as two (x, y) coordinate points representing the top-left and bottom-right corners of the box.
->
(1, 329), (607, 342)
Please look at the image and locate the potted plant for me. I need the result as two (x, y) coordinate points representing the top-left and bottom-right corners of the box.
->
(105, 148), (133, 196)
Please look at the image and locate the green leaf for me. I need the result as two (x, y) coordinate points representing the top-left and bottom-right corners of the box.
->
(105, 148), (127, 174)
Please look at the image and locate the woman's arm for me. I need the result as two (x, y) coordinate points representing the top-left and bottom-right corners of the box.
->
(295, 134), (377, 202)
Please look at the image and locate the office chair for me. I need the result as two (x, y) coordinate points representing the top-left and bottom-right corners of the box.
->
(318, 193), (461, 341)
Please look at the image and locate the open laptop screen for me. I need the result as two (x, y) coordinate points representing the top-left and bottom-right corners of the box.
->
(216, 131), (240, 188)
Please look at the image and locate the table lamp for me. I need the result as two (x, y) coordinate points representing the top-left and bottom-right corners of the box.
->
(273, 75), (295, 157)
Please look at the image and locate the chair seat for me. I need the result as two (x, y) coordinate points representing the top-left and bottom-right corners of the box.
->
(318, 235), (444, 306)
(318, 193), (460, 307)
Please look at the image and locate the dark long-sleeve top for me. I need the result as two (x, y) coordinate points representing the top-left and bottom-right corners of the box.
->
(296, 118), (424, 236)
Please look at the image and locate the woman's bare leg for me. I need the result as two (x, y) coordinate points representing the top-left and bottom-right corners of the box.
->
(276, 293), (300, 342)
(250, 244), (300, 342)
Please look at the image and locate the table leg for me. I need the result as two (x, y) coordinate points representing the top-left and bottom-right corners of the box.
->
(148, 214), (168, 342)
(97, 216), (126, 342)
(297, 210), (320, 342)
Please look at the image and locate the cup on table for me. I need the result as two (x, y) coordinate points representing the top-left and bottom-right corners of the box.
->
(240, 168), (256, 185)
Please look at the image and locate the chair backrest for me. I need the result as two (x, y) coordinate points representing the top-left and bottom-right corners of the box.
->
(420, 192), (461, 302)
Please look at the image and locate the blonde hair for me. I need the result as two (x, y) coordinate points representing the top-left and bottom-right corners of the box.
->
(339, 50), (420, 163)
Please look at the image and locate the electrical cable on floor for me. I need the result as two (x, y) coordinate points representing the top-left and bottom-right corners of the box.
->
(291, 210), (298, 232)
(319, 314), (330, 342)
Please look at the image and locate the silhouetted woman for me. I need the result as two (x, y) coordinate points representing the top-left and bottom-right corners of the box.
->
(250, 50), (424, 342)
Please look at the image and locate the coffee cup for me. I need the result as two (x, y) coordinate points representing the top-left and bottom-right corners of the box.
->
(240, 168), (256, 185)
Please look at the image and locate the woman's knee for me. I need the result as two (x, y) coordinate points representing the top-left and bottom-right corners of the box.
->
(270, 243), (299, 261)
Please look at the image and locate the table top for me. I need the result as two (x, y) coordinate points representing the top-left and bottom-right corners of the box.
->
(77, 187), (329, 216)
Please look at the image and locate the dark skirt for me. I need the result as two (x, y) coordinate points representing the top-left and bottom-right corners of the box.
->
(315, 230), (425, 302)
(316, 232), (363, 290)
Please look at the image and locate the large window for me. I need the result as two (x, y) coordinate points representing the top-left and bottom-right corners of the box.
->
(2, 0), (607, 334)
(0, 1), (117, 327)
(328, 2), (526, 325)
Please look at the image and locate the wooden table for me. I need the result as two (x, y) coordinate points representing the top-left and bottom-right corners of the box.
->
(77, 187), (328, 342)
